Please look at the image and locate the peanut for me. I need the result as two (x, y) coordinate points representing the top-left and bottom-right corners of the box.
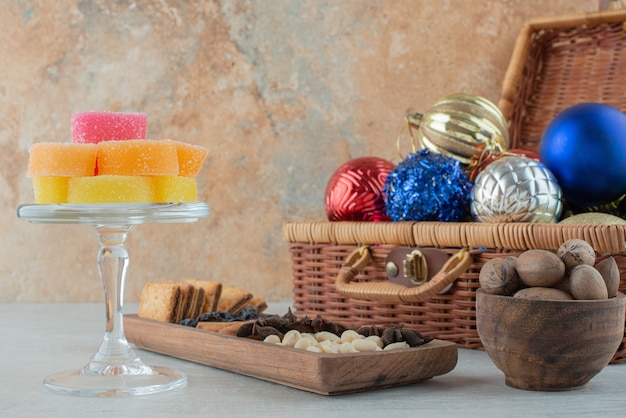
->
(384, 341), (410, 351)
(319, 340), (340, 353)
(340, 329), (364, 343)
(315, 331), (340, 342)
(339, 342), (359, 353)
(351, 338), (382, 352)
(293, 336), (316, 350)
(263, 334), (281, 344)
(282, 330), (301, 347)
(366, 335), (384, 348)
(261, 329), (411, 353)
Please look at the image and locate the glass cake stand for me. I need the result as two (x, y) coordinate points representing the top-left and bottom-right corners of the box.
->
(17, 202), (210, 397)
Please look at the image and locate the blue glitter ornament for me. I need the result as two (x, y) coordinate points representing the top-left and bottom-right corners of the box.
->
(384, 149), (472, 222)
(539, 103), (626, 207)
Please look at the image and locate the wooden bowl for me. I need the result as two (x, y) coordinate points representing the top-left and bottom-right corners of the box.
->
(476, 289), (625, 391)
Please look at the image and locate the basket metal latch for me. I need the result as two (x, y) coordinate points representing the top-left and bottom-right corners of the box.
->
(385, 247), (453, 292)
(403, 249), (428, 286)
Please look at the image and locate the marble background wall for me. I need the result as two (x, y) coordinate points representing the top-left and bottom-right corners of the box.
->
(1, 0), (598, 303)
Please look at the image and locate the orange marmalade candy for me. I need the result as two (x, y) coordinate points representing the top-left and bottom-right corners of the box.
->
(27, 143), (97, 177)
(175, 142), (208, 177)
(97, 140), (179, 176)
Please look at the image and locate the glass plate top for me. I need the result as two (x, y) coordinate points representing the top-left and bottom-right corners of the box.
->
(17, 202), (210, 225)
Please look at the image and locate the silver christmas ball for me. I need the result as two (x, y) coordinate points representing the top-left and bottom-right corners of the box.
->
(471, 156), (563, 223)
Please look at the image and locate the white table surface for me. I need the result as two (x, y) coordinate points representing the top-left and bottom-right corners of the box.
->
(2, 302), (625, 417)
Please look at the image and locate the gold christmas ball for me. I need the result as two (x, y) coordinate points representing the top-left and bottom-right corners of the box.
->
(558, 212), (626, 225)
(407, 93), (509, 166)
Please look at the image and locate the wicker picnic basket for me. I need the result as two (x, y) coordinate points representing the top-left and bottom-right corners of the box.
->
(283, 9), (626, 363)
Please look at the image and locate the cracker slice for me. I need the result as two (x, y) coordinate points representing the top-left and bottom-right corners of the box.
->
(162, 280), (193, 323)
(217, 285), (253, 313)
(185, 286), (205, 319)
(184, 279), (222, 313)
(137, 282), (180, 323)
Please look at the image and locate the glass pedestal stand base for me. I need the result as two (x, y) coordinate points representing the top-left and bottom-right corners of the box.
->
(43, 365), (186, 397)
(17, 203), (210, 397)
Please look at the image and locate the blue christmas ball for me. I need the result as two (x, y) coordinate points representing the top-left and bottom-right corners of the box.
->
(384, 149), (472, 222)
(539, 103), (626, 207)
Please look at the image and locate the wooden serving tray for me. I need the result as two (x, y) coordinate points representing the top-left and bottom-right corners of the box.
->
(124, 315), (458, 395)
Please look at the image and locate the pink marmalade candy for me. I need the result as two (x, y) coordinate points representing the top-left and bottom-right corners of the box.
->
(71, 111), (147, 144)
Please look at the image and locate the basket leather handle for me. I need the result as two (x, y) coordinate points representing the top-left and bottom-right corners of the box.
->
(335, 246), (473, 303)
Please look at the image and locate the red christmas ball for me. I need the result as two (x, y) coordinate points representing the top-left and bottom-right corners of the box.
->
(325, 157), (394, 222)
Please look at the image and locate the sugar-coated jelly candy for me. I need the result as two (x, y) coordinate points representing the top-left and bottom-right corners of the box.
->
(153, 176), (198, 203)
(97, 140), (179, 176)
(71, 112), (147, 144)
(68, 176), (154, 203)
(27, 143), (97, 177)
(175, 142), (208, 177)
(32, 177), (69, 204)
